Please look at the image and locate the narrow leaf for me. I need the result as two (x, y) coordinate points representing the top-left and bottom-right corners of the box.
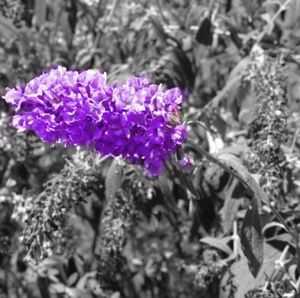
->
(34, 0), (47, 27)
(200, 236), (233, 255)
(172, 48), (195, 91)
(105, 159), (123, 200)
(217, 153), (269, 206)
(262, 222), (287, 235)
(149, 14), (168, 44)
(179, 171), (202, 200)
(220, 244), (281, 298)
(240, 198), (263, 277)
(221, 178), (243, 233)
(203, 57), (251, 112)
(226, 0), (232, 12)
(195, 17), (213, 45)
(68, 0), (78, 34)
(0, 15), (18, 38)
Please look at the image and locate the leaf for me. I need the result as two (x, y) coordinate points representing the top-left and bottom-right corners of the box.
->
(178, 171), (201, 200)
(200, 236), (233, 255)
(195, 17), (213, 45)
(231, 180), (252, 198)
(148, 14), (168, 45)
(159, 49), (194, 91)
(240, 198), (263, 277)
(75, 48), (91, 66)
(222, 197), (242, 234)
(283, 0), (300, 29)
(204, 163), (229, 192)
(78, 52), (93, 68)
(236, 84), (256, 123)
(148, 14), (180, 47)
(67, 273), (79, 286)
(67, 0), (78, 34)
(34, 0), (47, 27)
(105, 159), (123, 200)
(217, 144), (250, 157)
(188, 147), (268, 214)
(206, 130), (224, 154)
(221, 178), (243, 234)
(65, 287), (92, 298)
(76, 272), (97, 290)
(226, 0), (232, 12)
(0, 15), (18, 38)
(219, 243), (281, 298)
(229, 28), (242, 48)
(172, 48), (195, 91)
(262, 222), (287, 235)
(204, 57), (251, 113)
(217, 153), (269, 206)
(50, 283), (66, 294)
(266, 233), (295, 249)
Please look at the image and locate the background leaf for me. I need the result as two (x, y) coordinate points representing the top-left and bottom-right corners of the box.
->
(217, 153), (269, 206)
(240, 198), (264, 277)
(220, 244), (281, 297)
(0, 15), (18, 38)
(200, 236), (233, 255)
(105, 159), (123, 200)
(195, 16), (213, 45)
(34, 0), (47, 27)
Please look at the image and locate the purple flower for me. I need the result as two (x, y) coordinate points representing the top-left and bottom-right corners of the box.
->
(178, 154), (194, 173)
(3, 66), (187, 176)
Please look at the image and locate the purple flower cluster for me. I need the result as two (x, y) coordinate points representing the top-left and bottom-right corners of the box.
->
(3, 66), (187, 175)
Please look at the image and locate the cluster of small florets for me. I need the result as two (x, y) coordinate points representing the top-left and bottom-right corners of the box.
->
(3, 66), (187, 175)
(193, 249), (226, 292)
(244, 289), (274, 298)
(0, 0), (24, 27)
(245, 280), (294, 298)
(193, 260), (226, 291)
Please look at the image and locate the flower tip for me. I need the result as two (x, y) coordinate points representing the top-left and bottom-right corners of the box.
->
(178, 154), (194, 173)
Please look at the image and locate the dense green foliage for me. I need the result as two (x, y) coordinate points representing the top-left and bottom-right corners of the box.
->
(1, 0), (300, 297)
